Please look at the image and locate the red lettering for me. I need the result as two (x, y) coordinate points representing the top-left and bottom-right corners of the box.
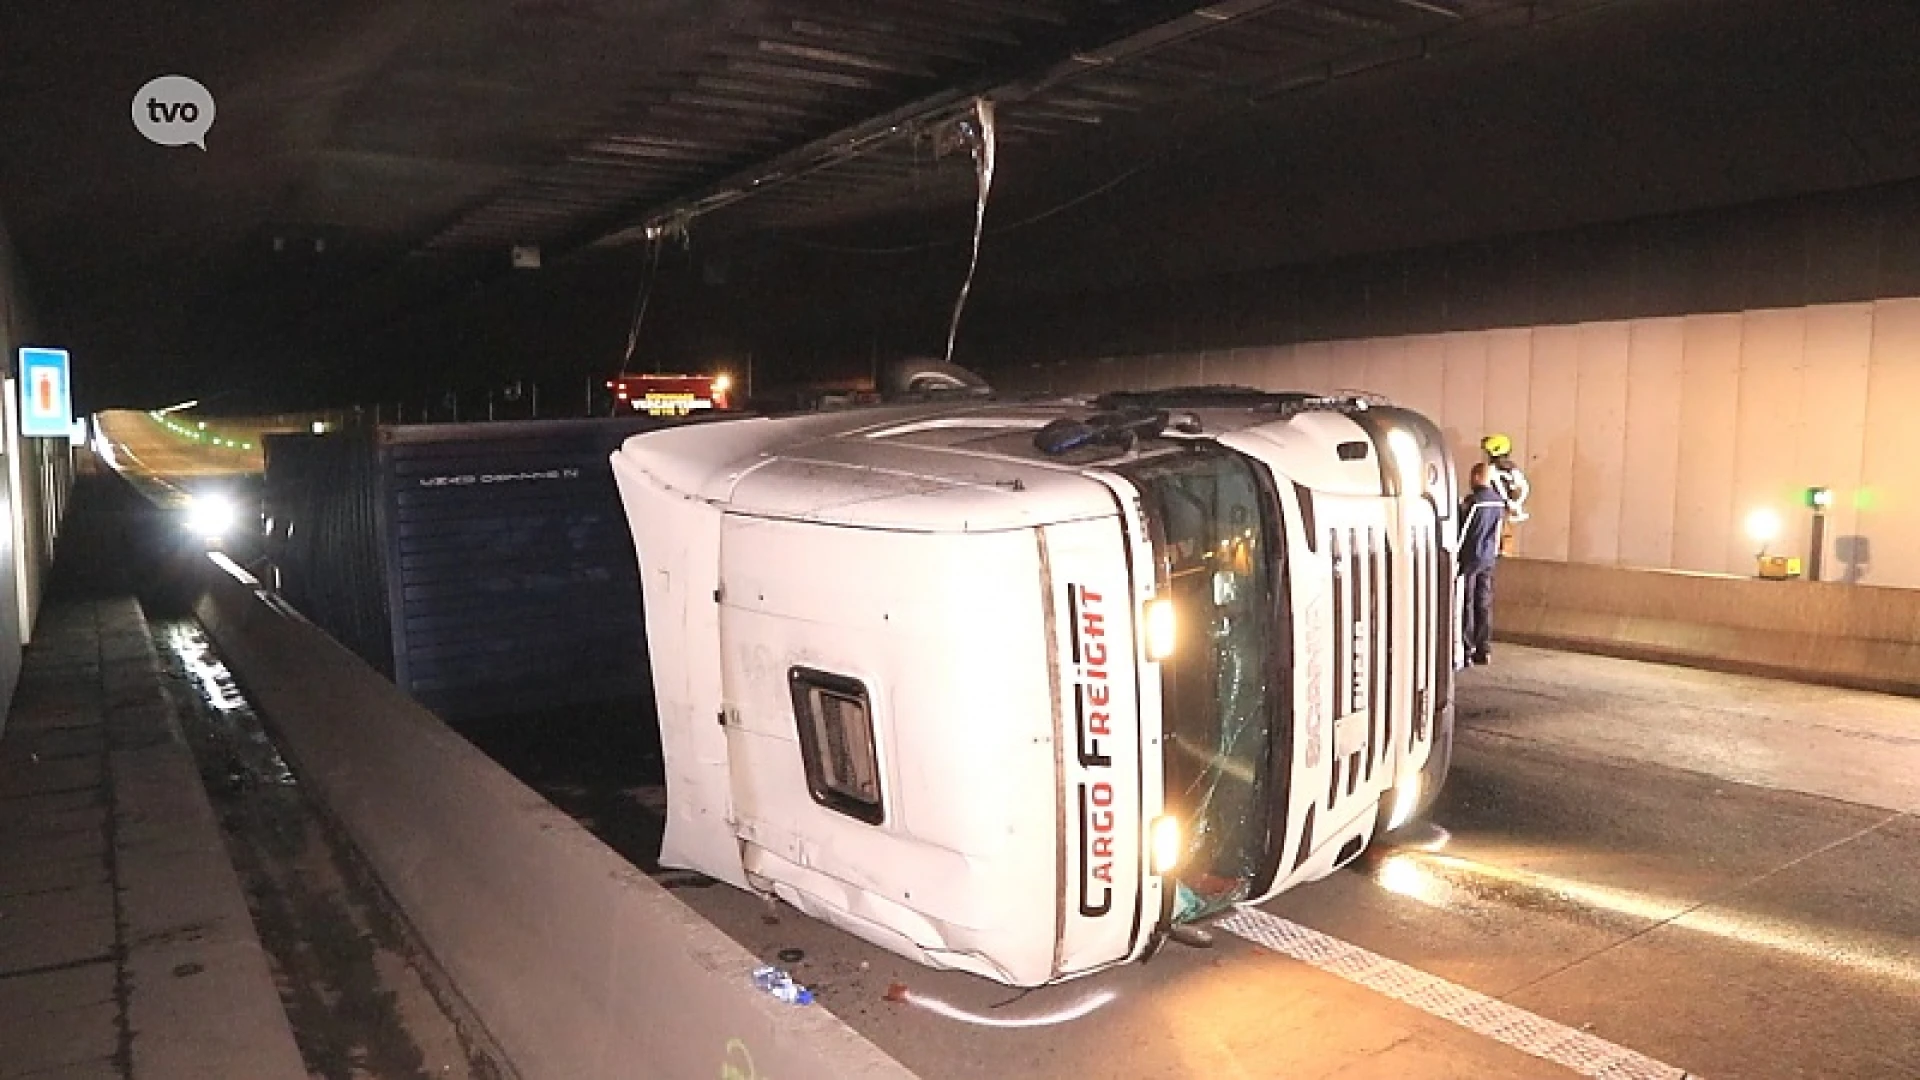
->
(1088, 684), (1109, 706)
(1084, 641), (1106, 667)
(1080, 587), (1103, 605)
(1076, 686), (1112, 768)
(1080, 590), (1105, 644)
(1077, 783), (1114, 917)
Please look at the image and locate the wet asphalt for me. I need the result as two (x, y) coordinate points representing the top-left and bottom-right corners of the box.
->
(155, 619), (501, 1080)
(458, 664), (1920, 1080)
(56, 463), (494, 1080)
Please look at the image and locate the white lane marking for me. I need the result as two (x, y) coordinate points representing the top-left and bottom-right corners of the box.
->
(1217, 908), (1697, 1079)
(109, 441), (191, 503)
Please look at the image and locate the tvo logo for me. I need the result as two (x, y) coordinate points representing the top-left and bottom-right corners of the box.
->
(132, 75), (216, 150)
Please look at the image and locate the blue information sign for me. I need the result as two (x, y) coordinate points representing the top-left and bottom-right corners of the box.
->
(18, 347), (73, 438)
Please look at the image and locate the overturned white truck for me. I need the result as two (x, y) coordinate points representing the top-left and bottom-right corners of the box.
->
(610, 385), (1459, 987)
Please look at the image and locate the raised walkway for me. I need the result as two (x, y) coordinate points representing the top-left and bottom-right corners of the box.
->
(0, 475), (304, 1080)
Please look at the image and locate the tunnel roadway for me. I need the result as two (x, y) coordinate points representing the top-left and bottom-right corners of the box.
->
(97, 426), (1920, 1078)
(487, 647), (1920, 1080)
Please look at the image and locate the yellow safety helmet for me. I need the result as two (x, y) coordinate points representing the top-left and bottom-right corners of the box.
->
(1481, 433), (1512, 458)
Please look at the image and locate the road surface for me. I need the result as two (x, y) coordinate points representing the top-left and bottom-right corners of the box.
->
(473, 647), (1920, 1080)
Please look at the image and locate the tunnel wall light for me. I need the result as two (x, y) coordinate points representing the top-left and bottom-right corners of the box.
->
(1743, 508), (1781, 551)
(1805, 486), (1832, 582)
(1746, 507), (1801, 580)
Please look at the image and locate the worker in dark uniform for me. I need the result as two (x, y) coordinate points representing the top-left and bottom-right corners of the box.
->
(1458, 462), (1507, 666)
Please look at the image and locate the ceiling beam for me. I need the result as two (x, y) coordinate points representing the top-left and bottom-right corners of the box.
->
(588, 0), (1296, 248)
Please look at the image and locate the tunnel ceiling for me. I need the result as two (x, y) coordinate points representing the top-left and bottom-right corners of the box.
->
(4, 0), (1920, 407)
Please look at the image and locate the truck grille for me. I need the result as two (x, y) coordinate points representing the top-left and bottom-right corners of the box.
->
(1408, 517), (1444, 742)
(1326, 525), (1391, 814)
(1408, 521), (1431, 741)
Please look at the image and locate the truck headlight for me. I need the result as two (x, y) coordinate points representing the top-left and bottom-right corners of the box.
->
(185, 494), (235, 540)
(1150, 814), (1183, 875)
(1145, 598), (1176, 661)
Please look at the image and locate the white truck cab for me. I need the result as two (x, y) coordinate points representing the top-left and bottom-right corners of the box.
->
(611, 387), (1458, 987)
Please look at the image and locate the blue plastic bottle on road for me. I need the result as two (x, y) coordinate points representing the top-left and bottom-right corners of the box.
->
(751, 965), (815, 1005)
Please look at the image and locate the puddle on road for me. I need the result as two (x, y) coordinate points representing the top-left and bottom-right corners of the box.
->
(154, 619), (504, 1080)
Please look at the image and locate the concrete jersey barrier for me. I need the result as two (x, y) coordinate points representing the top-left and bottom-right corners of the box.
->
(1495, 557), (1920, 697)
(195, 554), (915, 1080)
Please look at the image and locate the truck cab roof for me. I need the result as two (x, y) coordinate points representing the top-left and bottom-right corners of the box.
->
(616, 395), (1393, 533)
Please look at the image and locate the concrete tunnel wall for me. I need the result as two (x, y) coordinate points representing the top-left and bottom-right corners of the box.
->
(0, 209), (74, 730)
(990, 295), (1920, 592)
(0, 213), (27, 720)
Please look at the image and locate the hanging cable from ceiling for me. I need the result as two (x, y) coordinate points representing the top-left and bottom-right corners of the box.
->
(617, 230), (665, 377)
(942, 96), (996, 366)
(775, 156), (1156, 256)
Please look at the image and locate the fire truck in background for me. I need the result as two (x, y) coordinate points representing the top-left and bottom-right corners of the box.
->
(606, 372), (736, 417)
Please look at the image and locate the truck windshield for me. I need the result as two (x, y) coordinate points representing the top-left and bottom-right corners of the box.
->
(1120, 446), (1284, 923)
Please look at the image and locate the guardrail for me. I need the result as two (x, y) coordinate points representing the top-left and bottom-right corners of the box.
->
(195, 553), (915, 1080)
(1495, 557), (1920, 697)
